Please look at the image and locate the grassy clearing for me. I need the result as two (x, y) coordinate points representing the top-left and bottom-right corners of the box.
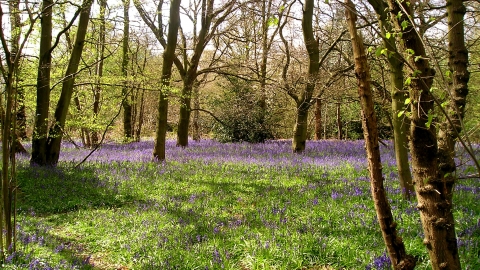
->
(3, 140), (480, 269)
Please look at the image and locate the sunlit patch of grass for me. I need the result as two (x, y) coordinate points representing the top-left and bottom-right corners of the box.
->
(4, 140), (480, 269)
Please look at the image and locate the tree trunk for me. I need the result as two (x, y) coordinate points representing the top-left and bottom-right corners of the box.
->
(153, 0), (181, 160)
(45, 0), (93, 165)
(192, 81), (201, 141)
(176, 82), (193, 147)
(367, 0), (414, 200)
(31, 0), (53, 166)
(292, 0), (319, 153)
(336, 102), (342, 140)
(9, 1), (26, 140)
(387, 0), (461, 268)
(314, 98), (322, 140)
(91, 0), (107, 147)
(345, 1), (416, 268)
(323, 103), (327, 139)
(436, 0), (470, 268)
(292, 103), (309, 153)
(135, 89), (145, 142)
(122, 0), (133, 141)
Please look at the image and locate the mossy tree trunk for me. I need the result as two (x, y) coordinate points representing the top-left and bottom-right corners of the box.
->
(31, 0), (53, 166)
(367, 0), (414, 199)
(91, 0), (107, 147)
(387, 0), (462, 268)
(314, 98), (322, 140)
(153, 0), (181, 160)
(436, 0), (470, 268)
(122, 0), (133, 141)
(45, 0), (93, 165)
(292, 0), (319, 153)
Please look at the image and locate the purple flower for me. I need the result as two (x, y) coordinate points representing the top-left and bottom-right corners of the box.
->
(331, 190), (343, 200)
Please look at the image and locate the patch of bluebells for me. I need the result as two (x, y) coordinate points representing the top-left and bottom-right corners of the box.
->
(365, 251), (392, 270)
(10, 140), (480, 268)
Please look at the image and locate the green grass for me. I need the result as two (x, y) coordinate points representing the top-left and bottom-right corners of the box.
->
(4, 142), (480, 269)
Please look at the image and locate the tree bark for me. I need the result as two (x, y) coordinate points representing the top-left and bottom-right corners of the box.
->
(314, 98), (322, 140)
(336, 102), (342, 140)
(436, 0), (470, 268)
(387, 0), (461, 268)
(31, 0), (54, 165)
(292, 0), (319, 153)
(345, 1), (416, 268)
(45, 0), (93, 165)
(153, 0), (182, 160)
(367, 0), (414, 199)
(292, 103), (309, 153)
(192, 80), (201, 141)
(122, 0), (133, 141)
(91, 0), (107, 147)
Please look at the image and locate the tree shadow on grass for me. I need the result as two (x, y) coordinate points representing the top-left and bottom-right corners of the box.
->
(16, 164), (135, 215)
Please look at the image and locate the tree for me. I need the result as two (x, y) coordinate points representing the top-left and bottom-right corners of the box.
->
(387, 0), (467, 267)
(90, 0), (107, 147)
(345, 0), (416, 268)
(30, 0), (93, 165)
(175, 0), (236, 147)
(367, 0), (414, 199)
(31, 0), (54, 165)
(122, 0), (133, 141)
(291, 0), (319, 152)
(0, 0), (37, 257)
(133, 0), (181, 159)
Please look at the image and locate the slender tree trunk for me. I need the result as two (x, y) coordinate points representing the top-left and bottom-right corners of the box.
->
(153, 0), (181, 160)
(436, 0), (470, 268)
(192, 81), (201, 141)
(367, 0), (414, 199)
(31, 0), (53, 165)
(177, 81), (193, 147)
(336, 102), (342, 140)
(9, 1), (25, 140)
(91, 0), (106, 147)
(345, 1), (416, 268)
(46, 0), (93, 165)
(135, 88), (145, 142)
(388, 0), (461, 268)
(292, 0), (319, 153)
(122, 0), (133, 141)
(314, 98), (322, 140)
(292, 103), (309, 153)
(323, 103), (327, 139)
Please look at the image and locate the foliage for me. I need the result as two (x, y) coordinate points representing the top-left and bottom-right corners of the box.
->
(210, 77), (275, 143)
(2, 140), (479, 269)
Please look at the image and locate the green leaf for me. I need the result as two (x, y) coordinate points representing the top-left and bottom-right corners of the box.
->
(445, 70), (452, 77)
(426, 110), (435, 128)
(404, 98), (411, 105)
(401, 20), (409, 30)
(412, 69), (422, 77)
(405, 77), (412, 86)
(386, 32), (391, 39)
(398, 110), (405, 117)
(406, 48), (415, 55)
(441, 101), (449, 108)
(375, 47), (383, 57)
(397, 11), (402, 19)
(414, 55), (422, 62)
(267, 17), (279, 27)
